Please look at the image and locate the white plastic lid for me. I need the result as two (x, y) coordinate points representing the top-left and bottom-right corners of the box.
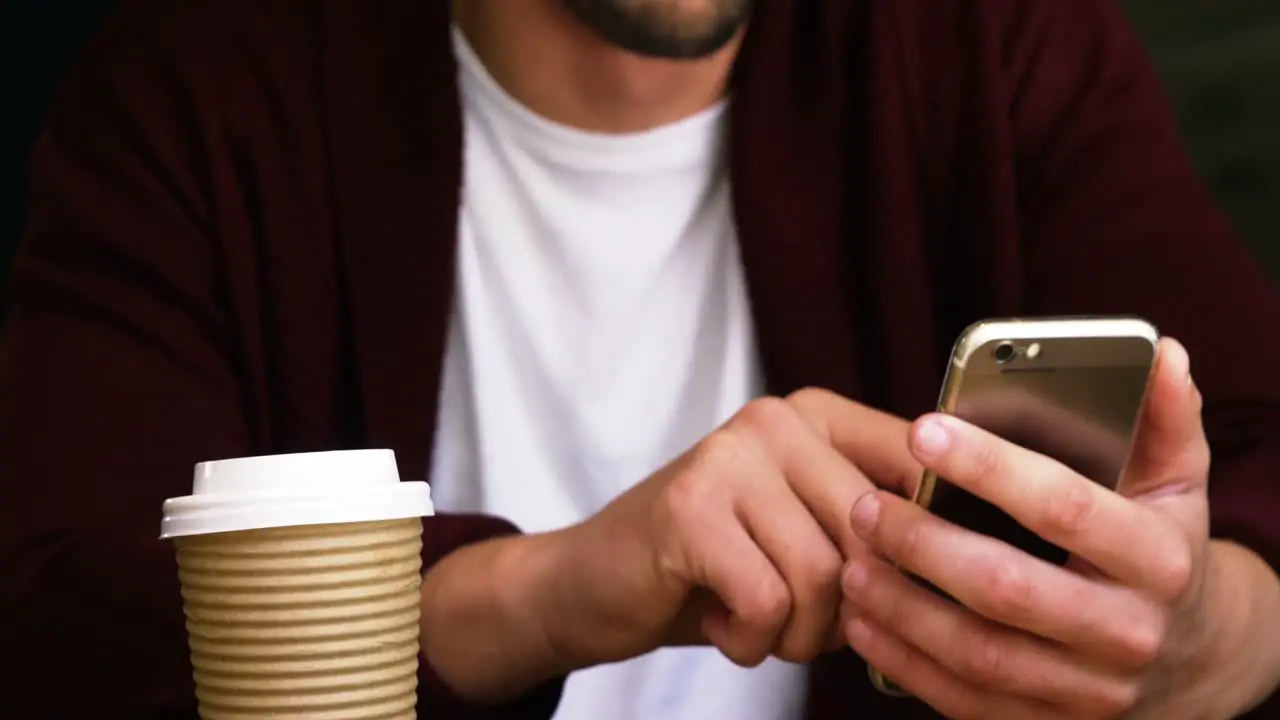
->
(160, 449), (434, 538)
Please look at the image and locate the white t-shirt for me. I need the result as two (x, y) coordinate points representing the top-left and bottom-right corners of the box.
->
(428, 27), (808, 720)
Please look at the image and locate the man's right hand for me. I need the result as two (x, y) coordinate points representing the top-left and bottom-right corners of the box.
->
(555, 389), (921, 669)
(420, 389), (919, 703)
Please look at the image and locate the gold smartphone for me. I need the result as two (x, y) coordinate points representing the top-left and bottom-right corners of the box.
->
(868, 316), (1159, 697)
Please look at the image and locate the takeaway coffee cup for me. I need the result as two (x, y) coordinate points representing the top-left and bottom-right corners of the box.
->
(160, 450), (434, 719)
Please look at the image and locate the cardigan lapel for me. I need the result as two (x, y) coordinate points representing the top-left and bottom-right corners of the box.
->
(730, 0), (864, 400)
(322, 0), (460, 479)
(733, 4), (887, 716)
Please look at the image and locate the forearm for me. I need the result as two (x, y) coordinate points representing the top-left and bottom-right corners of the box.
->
(1202, 540), (1280, 718)
(419, 529), (579, 703)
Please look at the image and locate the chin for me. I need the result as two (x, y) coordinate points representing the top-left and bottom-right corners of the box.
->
(565, 0), (752, 60)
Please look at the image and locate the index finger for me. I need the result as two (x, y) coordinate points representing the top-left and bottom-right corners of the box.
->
(724, 397), (877, 558)
(906, 413), (1188, 596)
(786, 388), (922, 497)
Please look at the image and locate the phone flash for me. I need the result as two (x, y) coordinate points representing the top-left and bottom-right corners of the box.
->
(1026, 342), (1042, 359)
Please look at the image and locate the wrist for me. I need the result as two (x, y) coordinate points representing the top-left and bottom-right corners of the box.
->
(531, 513), (669, 670)
(419, 529), (579, 702)
(1198, 540), (1280, 717)
(493, 527), (586, 674)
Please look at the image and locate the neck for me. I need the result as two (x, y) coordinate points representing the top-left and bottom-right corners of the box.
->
(453, 0), (741, 133)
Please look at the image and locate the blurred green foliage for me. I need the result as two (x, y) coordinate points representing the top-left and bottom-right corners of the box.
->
(1125, 0), (1280, 276)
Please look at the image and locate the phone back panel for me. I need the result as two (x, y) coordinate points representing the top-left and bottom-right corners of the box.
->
(914, 318), (1158, 566)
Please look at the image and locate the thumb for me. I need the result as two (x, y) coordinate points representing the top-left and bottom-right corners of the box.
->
(1120, 337), (1210, 499)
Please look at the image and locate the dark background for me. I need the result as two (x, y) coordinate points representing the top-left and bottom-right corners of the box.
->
(1125, 0), (1280, 274)
(2, 1), (1279, 314)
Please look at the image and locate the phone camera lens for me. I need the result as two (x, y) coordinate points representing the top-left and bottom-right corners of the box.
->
(993, 342), (1016, 363)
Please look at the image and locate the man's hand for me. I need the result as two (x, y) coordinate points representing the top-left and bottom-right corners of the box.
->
(555, 388), (919, 668)
(421, 388), (919, 702)
(839, 338), (1280, 718)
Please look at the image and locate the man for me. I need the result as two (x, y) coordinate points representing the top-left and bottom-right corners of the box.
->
(2, 0), (1279, 717)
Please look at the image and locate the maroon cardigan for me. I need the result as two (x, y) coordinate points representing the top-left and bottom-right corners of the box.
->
(2, 0), (1279, 717)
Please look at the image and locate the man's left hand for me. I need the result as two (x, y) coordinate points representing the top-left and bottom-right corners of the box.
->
(840, 338), (1274, 718)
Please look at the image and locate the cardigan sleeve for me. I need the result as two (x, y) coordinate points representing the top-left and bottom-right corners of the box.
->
(1005, 1), (1280, 713)
(0, 5), (564, 718)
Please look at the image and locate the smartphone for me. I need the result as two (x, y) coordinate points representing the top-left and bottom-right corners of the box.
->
(868, 316), (1159, 697)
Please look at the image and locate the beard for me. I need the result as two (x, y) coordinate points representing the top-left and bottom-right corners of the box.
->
(564, 0), (752, 59)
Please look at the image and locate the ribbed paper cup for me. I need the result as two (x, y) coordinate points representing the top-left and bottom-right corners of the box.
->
(161, 451), (434, 719)
(176, 518), (423, 719)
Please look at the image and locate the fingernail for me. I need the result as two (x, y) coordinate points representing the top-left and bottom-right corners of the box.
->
(843, 559), (869, 594)
(850, 492), (881, 537)
(1166, 340), (1192, 386)
(913, 418), (950, 458)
